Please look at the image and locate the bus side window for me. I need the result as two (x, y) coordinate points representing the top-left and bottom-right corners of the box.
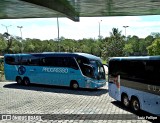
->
(5, 57), (15, 65)
(43, 57), (59, 67)
(67, 57), (79, 70)
(21, 56), (29, 65)
(5, 56), (20, 65)
(57, 57), (64, 67)
(39, 58), (45, 66)
(28, 56), (40, 66)
(146, 60), (160, 86)
(109, 60), (121, 77)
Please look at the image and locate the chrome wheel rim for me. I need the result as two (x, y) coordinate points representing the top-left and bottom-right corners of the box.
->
(73, 83), (78, 89)
(123, 97), (129, 107)
(17, 79), (21, 84)
(24, 79), (29, 85)
(133, 100), (139, 111)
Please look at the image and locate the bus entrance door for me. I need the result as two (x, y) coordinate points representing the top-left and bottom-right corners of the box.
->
(109, 75), (121, 101)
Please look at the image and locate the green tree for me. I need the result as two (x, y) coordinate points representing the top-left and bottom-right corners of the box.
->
(123, 35), (154, 56)
(147, 38), (160, 55)
(11, 39), (21, 53)
(151, 32), (160, 38)
(123, 43), (133, 56)
(0, 38), (7, 55)
(104, 28), (125, 59)
(140, 35), (154, 55)
(24, 39), (35, 53)
(1, 32), (13, 53)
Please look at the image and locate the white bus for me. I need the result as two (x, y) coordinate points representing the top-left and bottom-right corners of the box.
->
(108, 56), (160, 116)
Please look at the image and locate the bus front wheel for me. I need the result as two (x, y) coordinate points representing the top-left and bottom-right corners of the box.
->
(23, 77), (30, 86)
(70, 81), (79, 89)
(131, 97), (140, 113)
(121, 94), (130, 108)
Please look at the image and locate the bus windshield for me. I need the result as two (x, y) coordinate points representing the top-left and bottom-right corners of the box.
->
(76, 57), (105, 80)
(90, 60), (105, 80)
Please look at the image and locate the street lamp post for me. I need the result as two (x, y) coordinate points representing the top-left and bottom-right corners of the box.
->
(123, 26), (129, 38)
(1, 24), (12, 33)
(98, 20), (102, 39)
(1, 24), (12, 53)
(17, 26), (23, 53)
(57, 16), (60, 52)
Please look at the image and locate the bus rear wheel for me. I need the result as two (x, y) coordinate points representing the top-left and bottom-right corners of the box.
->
(16, 77), (23, 84)
(23, 77), (30, 86)
(70, 81), (79, 89)
(131, 97), (140, 113)
(121, 94), (130, 108)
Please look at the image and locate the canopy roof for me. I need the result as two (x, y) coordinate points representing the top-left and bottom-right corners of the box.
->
(0, 0), (160, 21)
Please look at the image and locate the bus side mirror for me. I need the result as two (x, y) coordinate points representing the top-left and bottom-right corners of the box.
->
(103, 64), (108, 67)
(103, 64), (108, 75)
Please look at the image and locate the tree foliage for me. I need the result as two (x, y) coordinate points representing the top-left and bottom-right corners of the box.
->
(0, 29), (160, 62)
(104, 28), (125, 59)
(147, 38), (160, 55)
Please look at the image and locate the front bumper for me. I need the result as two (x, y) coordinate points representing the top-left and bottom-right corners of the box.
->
(85, 79), (106, 89)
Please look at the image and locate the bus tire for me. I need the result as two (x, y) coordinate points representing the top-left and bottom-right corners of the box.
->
(23, 77), (30, 86)
(131, 97), (140, 113)
(16, 76), (23, 84)
(121, 94), (130, 108)
(70, 81), (79, 89)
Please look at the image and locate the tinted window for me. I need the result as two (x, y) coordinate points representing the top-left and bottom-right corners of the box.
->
(65, 57), (78, 69)
(90, 60), (105, 79)
(76, 57), (90, 65)
(109, 60), (121, 76)
(120, 60), (145, 78)
(41, 57), (62, 67)
(5, 56), (20, 65)
(109, 59), (160, 86)
(145, 60), (160, 86)
(41, 57), (78, 69)
(28, 56), (40, 66)
(21, 56), (29, 65)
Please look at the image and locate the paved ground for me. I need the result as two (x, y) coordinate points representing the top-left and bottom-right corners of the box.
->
(0, 82), (158, 123)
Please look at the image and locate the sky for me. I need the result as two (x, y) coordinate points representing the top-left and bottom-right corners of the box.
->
(0, 15), (160, 40)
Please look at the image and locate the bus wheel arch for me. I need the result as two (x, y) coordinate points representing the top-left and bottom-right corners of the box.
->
(23, 77), (30, 86)
(16, 76), (23, 84)
(121, 93), (130, 108)
(131, 96), (141, 113)
(70, 80), (79, 89)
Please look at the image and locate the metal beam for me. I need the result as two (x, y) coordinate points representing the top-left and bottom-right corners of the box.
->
(20, 0), (79, 21)
(1, 0), (160, 21)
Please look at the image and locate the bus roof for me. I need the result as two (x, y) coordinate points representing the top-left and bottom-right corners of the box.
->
(109, 56), (160, 61)
(5, 52), (101, 61)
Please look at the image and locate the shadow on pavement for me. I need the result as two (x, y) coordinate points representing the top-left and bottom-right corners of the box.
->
(112, 101), (160, 123)
(3, 82), (108, 96)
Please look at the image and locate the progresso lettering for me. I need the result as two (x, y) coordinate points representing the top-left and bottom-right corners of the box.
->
(42, 67), (68, 73)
